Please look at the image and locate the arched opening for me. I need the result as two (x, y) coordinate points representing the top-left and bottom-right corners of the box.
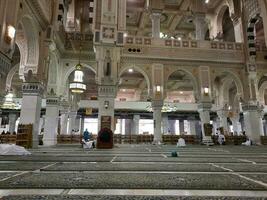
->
(67, 67), (97, 100)
(117, 67), (149, 102)
(255, 18), (266, 50)
(213, 72), (243, 135)
(165, 70), (197, 103)
(222, 8), (235, 42)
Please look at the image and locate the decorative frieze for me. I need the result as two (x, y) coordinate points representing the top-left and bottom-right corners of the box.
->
(22, 82), (44, 96)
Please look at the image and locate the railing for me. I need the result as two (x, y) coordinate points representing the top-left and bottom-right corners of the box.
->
(124, 36), (243, 51)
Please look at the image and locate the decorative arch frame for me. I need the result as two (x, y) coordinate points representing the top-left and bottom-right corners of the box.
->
(216, 4), (230, 33)
(61, 63), (96, 97)
(165, 67), (200, 101)
(247, 13), (262, 57)
(118, 65), (151, 96)
(213, 70), (244, 107)
(258, 80), (267, 104)
(258, 0), (267, 45)
(15, 15), (39, 78)
(5, 63), (19, 91)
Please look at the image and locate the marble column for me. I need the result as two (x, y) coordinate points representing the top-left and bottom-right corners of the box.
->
(20, 82), (43, 148)
(168, 120), (176, 134)
(98, 85), (116, 132)
(132, 115), (140, 135)
(68, 111), (77, 134)
(198, 102), (213, 145)
(150, 12), (161, 38)
(242, 104), (264, 144)
(230, 114), (242, 135)
(217, 109), (229, 134)
(179, 119), (184, 135)
(195, 13), (207, 40)
(232, 16), (243, 43)
(188, 119), (196, 135)
(124, 119), (132, 135)
(152, 100), (163, 143)
(162, 115), (168, 134)
(8, 113), (17, 133)
(80, 117), (84, 135)
(43, 96), (59, 146)
(60, 112), (68, 135)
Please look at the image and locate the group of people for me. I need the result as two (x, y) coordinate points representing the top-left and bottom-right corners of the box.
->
(215, 128), (253, 146)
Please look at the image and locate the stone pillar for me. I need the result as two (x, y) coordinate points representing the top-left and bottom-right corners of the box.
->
(80, 117), (84, 135)
(98, 85), (116, 132)
(188, 119), (196, 135)
(132, 115), (140, 135)
(217, 109), (229, 134)
(168, 119), (176, 134)
(179, 120), (184, 135)
(198, 102), (213, 145)
(162, 114), (168, 134)
(152, 100), (163, 143)
(242, 104), (264, 144)
(43, 96), (59, 146)
(230, 114), (242, 135)
(60, 112), (68, 135)
(20, 82), (43, 148)
(8, 113), (17, 133)
(232, 16), (243, 43)
(124, 119), (132, 135)
(195, 13), (207, 40)
(150, 12), (161, 38)
(68, 111), (77, 134)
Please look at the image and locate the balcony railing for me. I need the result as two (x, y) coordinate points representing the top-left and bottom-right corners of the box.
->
(124, 36), (243, 51)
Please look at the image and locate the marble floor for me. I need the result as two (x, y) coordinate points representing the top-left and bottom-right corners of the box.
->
(0, 144), (267, 199)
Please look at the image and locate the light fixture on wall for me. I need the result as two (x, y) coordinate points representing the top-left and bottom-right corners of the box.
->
(156, 85), (161, 92)
(5, 25), (16, 44)
(204, 87), (209, 95)
(128, 68), (133, 73)
(104, 101), (109, 109)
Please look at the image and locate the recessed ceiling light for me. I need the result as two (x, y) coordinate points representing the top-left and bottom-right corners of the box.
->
(205, 0), (209, 4)
(128, 68), (133, 73)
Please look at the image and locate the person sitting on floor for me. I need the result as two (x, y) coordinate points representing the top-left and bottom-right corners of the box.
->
(218, 132), (226, 145)
(177, 136), (186, 147)
(242, 138), (252, 146)
(82, 129), (95, 149)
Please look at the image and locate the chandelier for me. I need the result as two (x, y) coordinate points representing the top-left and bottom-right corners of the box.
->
(146, 103), (178, 113)
(1, 91), (20, 109)
(69, 63), (86, 94)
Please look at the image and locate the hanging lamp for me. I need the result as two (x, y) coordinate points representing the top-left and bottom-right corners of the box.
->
(69, 45), (86, 94)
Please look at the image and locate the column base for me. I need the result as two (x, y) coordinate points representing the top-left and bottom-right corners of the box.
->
(201, 136), (214, 146)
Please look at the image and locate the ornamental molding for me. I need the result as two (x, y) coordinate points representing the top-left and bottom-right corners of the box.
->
(120, 56), (244, 68)
(22, 82), (44, 96)
(25, 0), (50, 30)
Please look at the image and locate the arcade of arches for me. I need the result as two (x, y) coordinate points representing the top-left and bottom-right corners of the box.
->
(1, 0), (267, 198)
(0, 0), (267, 145)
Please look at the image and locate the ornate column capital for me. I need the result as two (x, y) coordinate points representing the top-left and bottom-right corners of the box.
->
(22, 82), (44, 96)
(152, 100), (163, 109)
(197, 101), (212, 112)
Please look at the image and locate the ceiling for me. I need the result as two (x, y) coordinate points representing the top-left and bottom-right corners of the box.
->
(126, 0), (223, 38)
